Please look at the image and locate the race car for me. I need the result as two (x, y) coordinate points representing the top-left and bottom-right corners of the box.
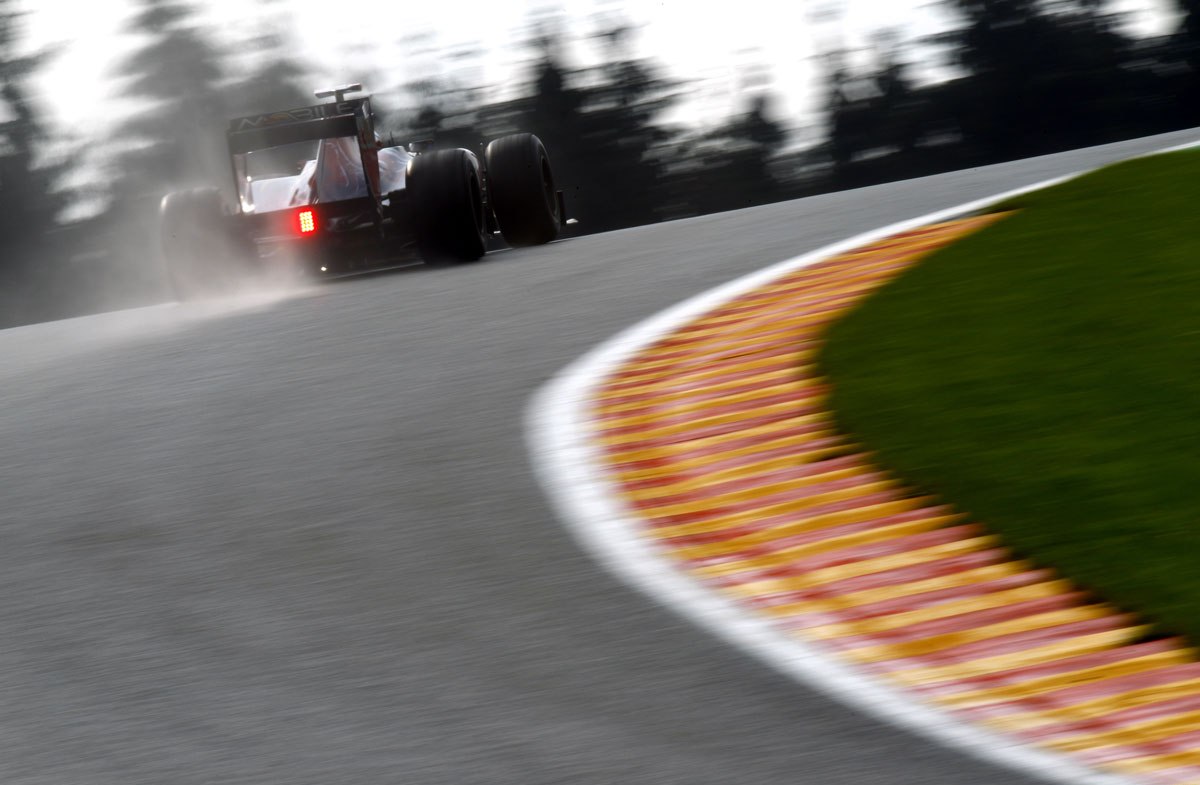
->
(159, 84), (567, 299)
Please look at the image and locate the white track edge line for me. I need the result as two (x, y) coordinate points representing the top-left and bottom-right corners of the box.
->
(525, 142), (1200, 785)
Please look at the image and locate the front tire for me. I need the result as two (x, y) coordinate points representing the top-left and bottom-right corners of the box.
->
(484, 133), (561, 247)
(407, 149), (487, 264)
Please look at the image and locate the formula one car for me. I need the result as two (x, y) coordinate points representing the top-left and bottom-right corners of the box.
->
(159, 84), (567, 299)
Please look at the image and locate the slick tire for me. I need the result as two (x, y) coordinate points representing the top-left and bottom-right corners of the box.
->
(407, 148), (488, 264)
(484, 133), (560, 247)
(159, 187), (252, 300)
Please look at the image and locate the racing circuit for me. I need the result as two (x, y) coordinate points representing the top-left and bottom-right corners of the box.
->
(0, 129), (1195, 785)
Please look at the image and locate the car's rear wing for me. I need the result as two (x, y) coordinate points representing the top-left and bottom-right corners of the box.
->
(227, 114), (358, 154)
(226, 98), (368, 154)
(226, 89), (384, 220)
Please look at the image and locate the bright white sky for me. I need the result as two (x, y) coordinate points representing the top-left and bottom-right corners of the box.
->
(18, 0), (1180, 144)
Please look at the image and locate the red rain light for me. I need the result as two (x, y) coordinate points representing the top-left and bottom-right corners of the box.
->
(296, 208), (317, 235)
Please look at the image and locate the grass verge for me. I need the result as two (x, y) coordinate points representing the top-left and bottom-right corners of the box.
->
(819, 148), (1200, 642)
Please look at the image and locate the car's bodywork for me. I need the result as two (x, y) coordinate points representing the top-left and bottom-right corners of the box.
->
(160, 84), (567, 297)
(226, 87), (428, 273)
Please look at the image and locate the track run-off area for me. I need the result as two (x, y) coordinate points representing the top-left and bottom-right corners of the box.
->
(0, 129), (1195, 784)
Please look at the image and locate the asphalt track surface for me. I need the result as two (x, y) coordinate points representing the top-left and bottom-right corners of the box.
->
(1, 129), (1195, 785)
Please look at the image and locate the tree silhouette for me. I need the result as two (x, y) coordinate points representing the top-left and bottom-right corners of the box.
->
(670, 93), (789, 216)
(515, 21), (679, 232)
(814, 0), (1192, 190)
(0, 0), (70, 324)
(107, 0), (227, 203)
(1170, 0), (1200, 125)
(935, 0), (1139, 158)
(225, 0), (311, 120)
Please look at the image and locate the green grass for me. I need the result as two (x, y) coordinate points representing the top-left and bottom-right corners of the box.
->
(819, 149), (1200, 642)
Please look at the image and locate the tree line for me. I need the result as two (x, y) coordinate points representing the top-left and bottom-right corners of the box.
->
(0, 0), (1197, 325)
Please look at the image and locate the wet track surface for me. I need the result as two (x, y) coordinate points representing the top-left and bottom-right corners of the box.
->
(0, 130), (1194, 784)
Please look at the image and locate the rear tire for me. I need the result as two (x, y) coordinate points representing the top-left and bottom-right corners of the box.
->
(484, 133), (560, 247)
(159, 187), (252, 300)
(407, 149), (487, 264)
